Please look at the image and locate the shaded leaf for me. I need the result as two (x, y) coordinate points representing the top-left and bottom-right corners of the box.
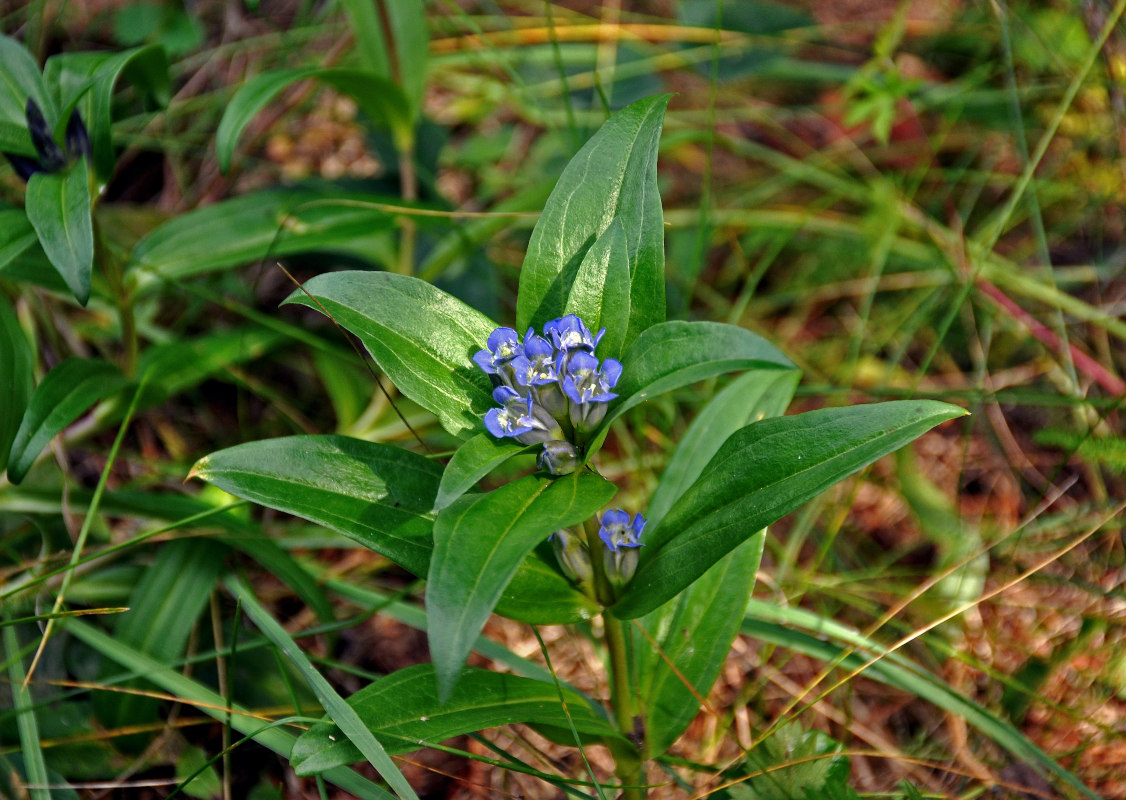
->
(25, 157), (93, 304)
(0, 34), (53, 157)
(7, 357), (127, 483)
(0, 299), (33, 475)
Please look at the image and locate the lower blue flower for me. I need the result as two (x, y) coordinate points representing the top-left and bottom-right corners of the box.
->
(483, 386), (563, 445)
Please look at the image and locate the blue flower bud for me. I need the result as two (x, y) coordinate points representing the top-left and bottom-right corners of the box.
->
(544, 314), (604, 355)
(562, 352), (622, 431)
(598, 509), (645, 589)
(538, 439), (579, 475)
(551, 528), (593, 585)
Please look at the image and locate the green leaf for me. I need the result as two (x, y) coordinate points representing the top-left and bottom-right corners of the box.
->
(613, 401), (967, 618)
(428, 471), (616, 699)
(586, 321), (797, 456)
(284, 271), (496, 439)
(338, 0), (392, 78)
(496, 552), (600, 624)
(383, 0), (429, 124)
(0, 299), (33, 475)
(742, 602), (1101, 800)
(7, 358), (127, 483)
(291, 663), (619, 774)
(563, 217), (631, 361)
(0, 34), (53, 156)
(730, 722), (851, 800)
(215, 68), (411, 171)
(634, 368), (798, 757)
(24, 157), (94, 304)
(225, 577), (419, 800)
(94, 538), (227, 740)
(433, 434), (531, 511)
(190, 435), (442, 577)
(130, 188), (396, 284)
(646, 368), (800, 528)
(638, 535), (762, 758)
(517, 95), (669, 349)
(47, 46), (170, 182)
(0, 210), (38, 272)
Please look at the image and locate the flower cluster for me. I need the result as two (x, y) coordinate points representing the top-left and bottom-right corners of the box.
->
(552, 508), (646, 592)
(475, 314), (621, 475)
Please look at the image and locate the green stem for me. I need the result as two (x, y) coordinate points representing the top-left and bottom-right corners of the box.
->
(583, 519), (645, 798)
(397, 142), (418, 276)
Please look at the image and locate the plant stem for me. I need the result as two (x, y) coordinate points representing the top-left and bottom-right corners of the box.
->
(397, 143), (418, 275)
(583, 518), (645, 798)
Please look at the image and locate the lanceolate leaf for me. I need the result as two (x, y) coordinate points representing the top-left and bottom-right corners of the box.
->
(190, 435), (442, 577)
(25, 157), (94, 305)
(130, 189), (396, 283)
(433, 433), (531, 511)
(291, 664), (619, 774)
(497, 552), (600, 624)
(428, 471), (616, 699)
(215, 68), (411, 171)
(563, 217), (631, 361)
(517, 95), (669, 349)
(0, 299), (33, 475)
(613, 401), (966, 618)
(586, 321), (796, 456)
(634, 367), (799, 757)
(285, 271), (497, 439)
(7, 357), (127, 483)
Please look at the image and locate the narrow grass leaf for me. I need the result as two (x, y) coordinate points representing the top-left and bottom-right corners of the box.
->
(225, 576), (419, 800)
(292, 663), (620, 774)
(586, 321), (797, 456)
(613, 401), (967, 618)
(517, 94), (669, 348)
(383, 0), (429, 124)
(94, 538), (227, 743)
(7, 357), (126, 483)
(3, 624), (50, 800)
(743, 602), (1100, 800)
(338, 0), (392, 78)
(25, 157), (93, 304)
(0, 298), (33, 475)
(66, 619), (398, 800)
(433, 434), (531, 511)
(191, 435), (442, 577)
(428, 471), (616, 699)
(563, 217), (631, 361)
(285, 271), (497, 439)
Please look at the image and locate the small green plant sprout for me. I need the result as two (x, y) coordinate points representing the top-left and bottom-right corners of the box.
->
(190, 94), (972, 797)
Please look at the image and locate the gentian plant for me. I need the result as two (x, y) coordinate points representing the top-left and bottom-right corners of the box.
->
(191, 95), (966, 797)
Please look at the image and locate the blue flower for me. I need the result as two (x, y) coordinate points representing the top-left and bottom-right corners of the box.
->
(598, 509), (646, 552)
(473, 327), (524, 376)
(545, 314), (604, 355)
(483, 386), (563, 444)
(3, 100), (90, 183)
(562, 352), (622, 431)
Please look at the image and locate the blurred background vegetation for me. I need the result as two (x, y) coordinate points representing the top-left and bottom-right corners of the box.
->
(2, 0), (1126, 797)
